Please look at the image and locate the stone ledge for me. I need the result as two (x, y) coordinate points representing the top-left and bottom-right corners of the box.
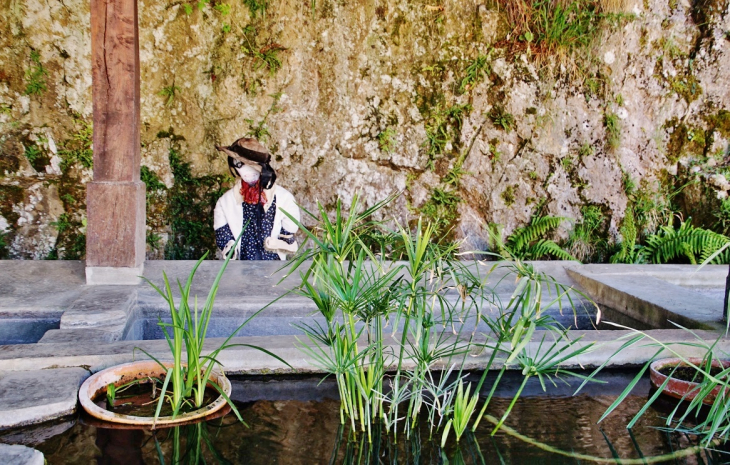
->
(569, 264), (727, 286)
(1, 330), (729, 375)
(0, 368), (89, 430)
(0, 444), (44, 465)
(39, 328), (123, 344)
(59, 287), (137, 341)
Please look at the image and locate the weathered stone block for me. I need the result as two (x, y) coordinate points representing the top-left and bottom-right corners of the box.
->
(0, 368), (89, 430)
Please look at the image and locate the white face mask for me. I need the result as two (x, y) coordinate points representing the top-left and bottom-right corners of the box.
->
(236, 164), (260, 184)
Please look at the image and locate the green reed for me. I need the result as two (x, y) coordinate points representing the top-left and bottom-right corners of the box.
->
(471, 260), (598, 433)
(139, 229), (289, 425)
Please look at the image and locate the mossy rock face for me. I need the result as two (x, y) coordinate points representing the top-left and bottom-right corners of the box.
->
(501, 185), (517, 207)
(2, 0), (730, 260)
(707, 110), (730, 138)
(675, 171), (722, 230)
(0, 185), (23, 225)
(691, 0), (730, 34)
(0, 137), (22, 174)
(0, 185), (23, 258)
(664, 118), (712, 162)
(50, 174), (87, 260)
(667, 74), (703, 104)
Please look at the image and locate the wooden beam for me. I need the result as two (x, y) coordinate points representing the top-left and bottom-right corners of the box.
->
(86, 0), (145, 283)
(90, 0), (140, 181)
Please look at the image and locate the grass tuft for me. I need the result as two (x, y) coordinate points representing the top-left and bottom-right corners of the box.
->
(24, 50), (48, 96)
(488, 105), (515, 133)
(159, 84), (181, 107)
(604, 112), (621, 150)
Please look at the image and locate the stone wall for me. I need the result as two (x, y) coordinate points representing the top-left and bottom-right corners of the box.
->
(0, 0), (729, 260)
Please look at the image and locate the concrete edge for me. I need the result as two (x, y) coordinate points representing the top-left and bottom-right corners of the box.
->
(566, 268), (724, 331)
(1, 330), (728, 375)
(568, 264), (728, 285)
(0, 367), (89, 431)
(0, 329), (727, 430)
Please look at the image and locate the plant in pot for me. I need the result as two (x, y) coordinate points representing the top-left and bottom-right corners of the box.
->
(650, 354), (730, 406)
(79, 233), (290, 427)
(587, 324), (730, 447)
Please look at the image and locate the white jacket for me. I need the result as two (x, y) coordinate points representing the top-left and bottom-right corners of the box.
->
(213, 179), (300, 260)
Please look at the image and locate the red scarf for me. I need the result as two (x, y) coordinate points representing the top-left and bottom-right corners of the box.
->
(240, 180), (267, 205)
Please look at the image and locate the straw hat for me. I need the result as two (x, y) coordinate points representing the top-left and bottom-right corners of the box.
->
(216, 137), (277, 189)
(215, 137), (270, 165)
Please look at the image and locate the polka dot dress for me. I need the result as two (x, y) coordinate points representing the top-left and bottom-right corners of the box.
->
(215, 226), (234, 252)
(215, 197), (295, 260)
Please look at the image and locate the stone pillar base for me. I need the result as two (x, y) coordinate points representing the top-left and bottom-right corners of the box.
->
(85, 181), (145, 286)
(85, 264), (144, 285)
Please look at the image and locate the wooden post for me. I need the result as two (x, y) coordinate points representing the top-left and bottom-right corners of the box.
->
(722, 265), (730, 321)
(85, 0), (146, 284)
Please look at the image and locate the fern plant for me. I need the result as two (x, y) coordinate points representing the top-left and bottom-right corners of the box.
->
(488, 216), (576, 261)
(643, 220), (730, 264)
(610, 205), (642, 264)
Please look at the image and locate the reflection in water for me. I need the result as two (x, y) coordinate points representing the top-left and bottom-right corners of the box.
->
(325, 399), (724, 465)
(327, 423), (488, 464)
(96, 428), (145, 465)
(26, 374), (730, 464)
(152, 422), (232, 465)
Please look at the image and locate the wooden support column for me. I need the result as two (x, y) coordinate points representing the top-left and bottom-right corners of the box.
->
(722, 265), (730, 321)
(86, 0), (145, 284)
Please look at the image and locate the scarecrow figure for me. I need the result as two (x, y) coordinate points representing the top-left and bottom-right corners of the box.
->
(214, 138), (300, 260)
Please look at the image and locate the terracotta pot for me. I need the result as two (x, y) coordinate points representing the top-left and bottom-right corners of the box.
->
(649, 357), (730, 405)
(79, 361), (231, 427)
(80, 405), (232, 431)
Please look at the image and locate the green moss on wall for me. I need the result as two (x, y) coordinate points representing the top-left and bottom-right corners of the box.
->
(47, 176), (87, 260)
(667, 73), (702, 103)
(707, 109), (730, 138)
(59, 116), (93, 171)
(501, 184), (516, 206)
(664, 117), (717, 163)
(420, 186), (461, 243)
(164, 142), (232, 260)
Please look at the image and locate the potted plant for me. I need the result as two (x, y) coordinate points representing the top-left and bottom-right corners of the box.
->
(650, 357), (730, 405)
(79, 234), (289, 427)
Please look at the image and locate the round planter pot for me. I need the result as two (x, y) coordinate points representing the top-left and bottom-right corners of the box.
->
(79, 361), (231, 427)
(80, 405), (233, 431)
(649, 357), (730, 405)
